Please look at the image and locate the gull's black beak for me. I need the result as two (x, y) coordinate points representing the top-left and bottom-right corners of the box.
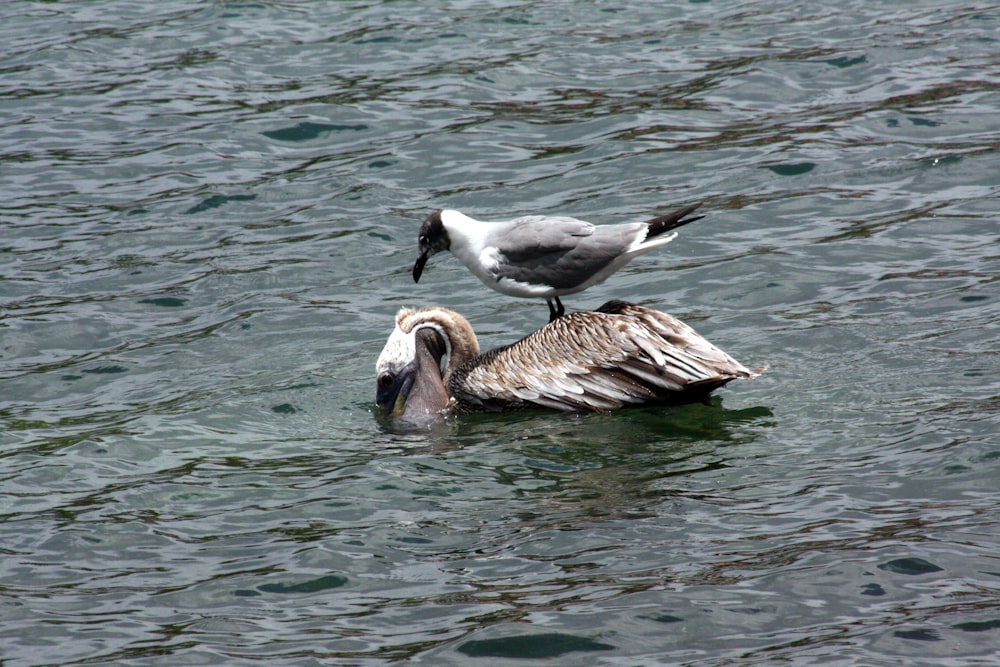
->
(412, 250), (429, 283)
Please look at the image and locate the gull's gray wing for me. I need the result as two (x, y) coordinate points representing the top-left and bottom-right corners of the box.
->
(489, 217), (645, 290)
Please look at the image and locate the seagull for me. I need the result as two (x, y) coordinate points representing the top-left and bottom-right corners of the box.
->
(411, 203), (704, 322)
(375, 299), (762, 421)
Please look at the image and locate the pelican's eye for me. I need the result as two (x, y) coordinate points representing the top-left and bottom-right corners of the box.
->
(377, 371), (394, 389)
(418, 234), (428, 245)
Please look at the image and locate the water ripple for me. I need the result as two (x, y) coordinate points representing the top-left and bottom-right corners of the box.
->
(2, 0), (1000, 665)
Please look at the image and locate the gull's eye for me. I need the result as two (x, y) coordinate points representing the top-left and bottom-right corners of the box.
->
(377, 371), (394, 389)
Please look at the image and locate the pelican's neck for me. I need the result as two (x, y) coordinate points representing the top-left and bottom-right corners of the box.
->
(395, 306), (480, 382)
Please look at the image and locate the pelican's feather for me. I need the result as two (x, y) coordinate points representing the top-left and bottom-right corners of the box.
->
(377, 300), (760, 418)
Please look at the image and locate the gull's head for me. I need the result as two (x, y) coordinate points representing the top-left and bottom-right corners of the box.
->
(412, 210), (452, 283)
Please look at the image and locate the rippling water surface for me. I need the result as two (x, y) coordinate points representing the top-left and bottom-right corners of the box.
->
(3, 1), (999, 665)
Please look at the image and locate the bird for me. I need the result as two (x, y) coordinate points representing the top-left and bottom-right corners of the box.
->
(411, 203), (705, 322)
(375, 299), (762, 422)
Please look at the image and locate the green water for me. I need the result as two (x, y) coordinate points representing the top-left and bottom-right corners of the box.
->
(2, 1), (999, 664)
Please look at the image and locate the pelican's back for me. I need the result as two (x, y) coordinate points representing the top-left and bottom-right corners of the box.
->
(449, 300), (760, 412)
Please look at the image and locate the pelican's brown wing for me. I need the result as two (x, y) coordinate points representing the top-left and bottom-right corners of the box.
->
(449, 300), (760, 412)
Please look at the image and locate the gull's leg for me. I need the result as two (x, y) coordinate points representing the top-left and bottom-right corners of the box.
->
(547, 297), (565, 322)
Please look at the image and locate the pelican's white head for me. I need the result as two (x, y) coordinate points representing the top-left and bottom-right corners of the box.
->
(375, 307), (479, 420)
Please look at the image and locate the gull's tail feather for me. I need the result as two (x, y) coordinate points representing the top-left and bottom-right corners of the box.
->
(645, 202), (704, 238)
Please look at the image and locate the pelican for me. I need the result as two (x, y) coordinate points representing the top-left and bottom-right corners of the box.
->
(411, 203), (705, 321)
(375, 300), (762, 420)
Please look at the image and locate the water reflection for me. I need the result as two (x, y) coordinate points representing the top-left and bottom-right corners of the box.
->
(378, 396), (773, 442)
(371, 400), (775, 539)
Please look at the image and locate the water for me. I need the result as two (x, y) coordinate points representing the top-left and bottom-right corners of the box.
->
(2, 1), (999, 664)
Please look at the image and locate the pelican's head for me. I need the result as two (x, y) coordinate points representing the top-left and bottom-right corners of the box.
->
(375, 306), (479, 421)
(412, 210), (451, 283)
